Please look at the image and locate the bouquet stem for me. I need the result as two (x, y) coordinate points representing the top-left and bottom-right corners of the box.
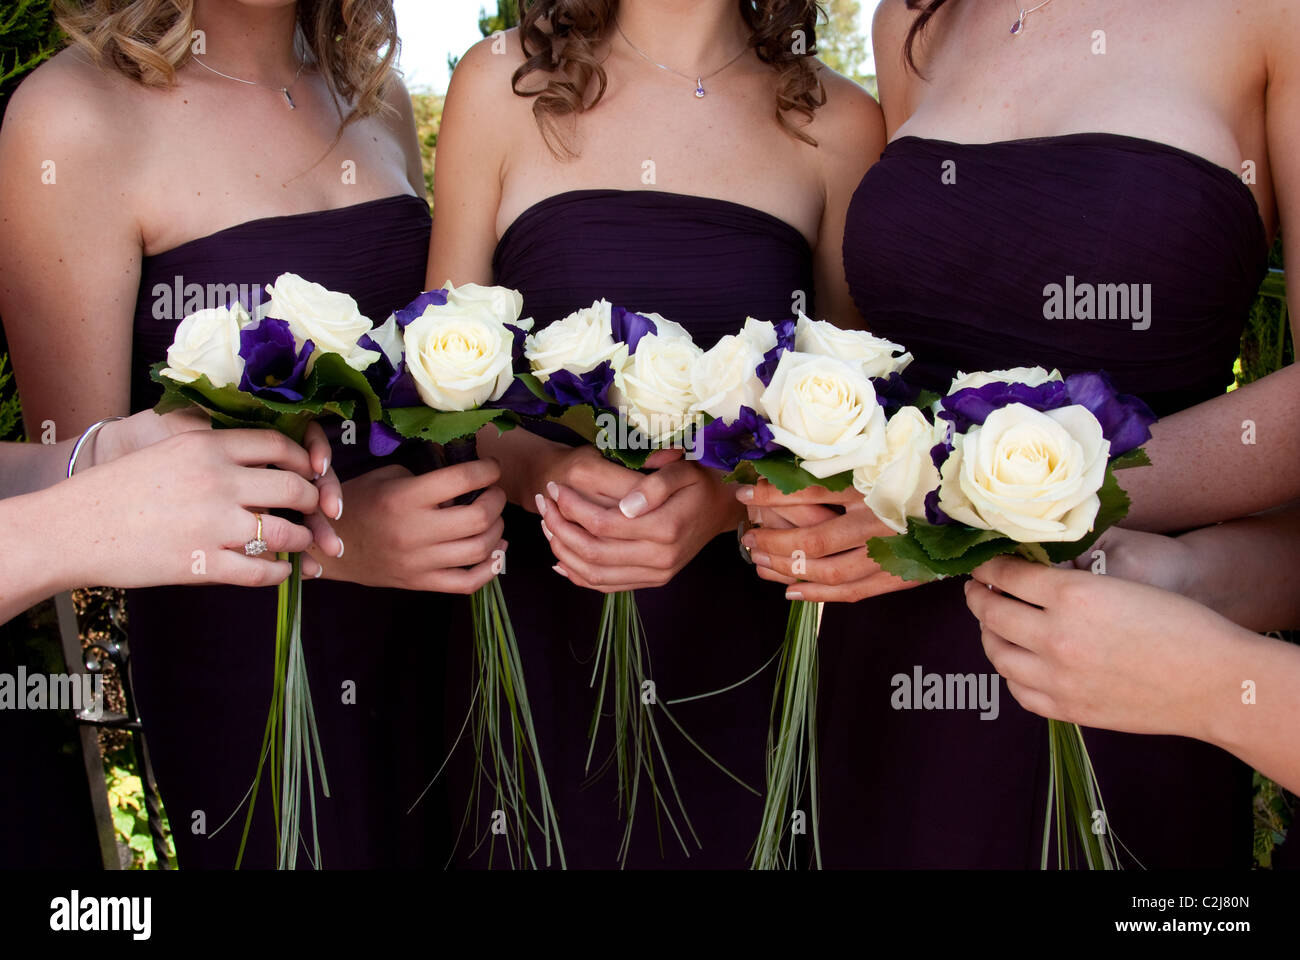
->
(1042, 717), (1119, 869)
(235, 553), (330, 869)
(752, 599), (823, 870)
(463, 576), (565, 869)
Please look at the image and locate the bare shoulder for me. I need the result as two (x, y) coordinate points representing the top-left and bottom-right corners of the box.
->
(871, 0), (916, 63)
(446, 27), (531, 105)
(1, 47), (142, 172)
(808, 65), (885, 157)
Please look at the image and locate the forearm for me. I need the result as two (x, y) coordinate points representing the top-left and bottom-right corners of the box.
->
(0, 439), (75, 499)
(1123, 365), (1300, 531)
(0, 485), (78, 623)
(478, 423), (563, 510)
(1204, 627), (1300, 795)
(1176, 501), (1300, 631)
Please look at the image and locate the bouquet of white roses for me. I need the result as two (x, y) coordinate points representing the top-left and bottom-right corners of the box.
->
(692, 313), (915, 870)
(151, 272), (388, 868)
(369, 282), (564, 869)
(516, 300), (755, 865)
(861, 365), (1157, 869)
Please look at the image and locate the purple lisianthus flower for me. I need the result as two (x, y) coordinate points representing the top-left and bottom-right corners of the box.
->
(939, 379), (1070, 434)
(924, 489), (952, 526)
(1064, 371), (1157, 457)
(488, 377), (550, 417)
(238, 317), (313, 401)
(382, 362), (423, 409)
(611, 306), (658, 354)
(755, 317), (797, 387)
(544, 361), (615, 409)
(505, 322), (530, 368)
(693, 406), (780, 472)
(368, 420), (404, 457)
(871, 372), (923, 416)
(393, 289), (448, 328)
(929, 440), (952, 472)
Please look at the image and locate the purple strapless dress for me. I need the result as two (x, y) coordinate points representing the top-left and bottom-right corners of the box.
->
(831, 134), (1268, 867)
(448, 189), (814, 868)
(127, 195), (454, 869)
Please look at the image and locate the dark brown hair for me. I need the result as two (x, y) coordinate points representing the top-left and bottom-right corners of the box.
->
(512, 0), (828, 155)
(903, 0), (951, 73)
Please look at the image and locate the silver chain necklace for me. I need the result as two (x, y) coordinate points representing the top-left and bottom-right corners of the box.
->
(614, 19), (749, 98)
(191, 54), (307, 109)
(1010, 0), (1058, 35)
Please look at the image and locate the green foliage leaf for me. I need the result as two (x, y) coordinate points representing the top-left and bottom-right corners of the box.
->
(1042, 464), (1132, 564)
(867, 522), (1020, 581)
(386, 405), (507, 444)
(1111, 447), (1151, 470)
(752, 454), (853, 494)
(722, 461), (761, 485)
(910, 518), (1008, 560)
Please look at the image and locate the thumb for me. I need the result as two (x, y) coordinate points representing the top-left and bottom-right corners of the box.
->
(618, 462), (696, 519)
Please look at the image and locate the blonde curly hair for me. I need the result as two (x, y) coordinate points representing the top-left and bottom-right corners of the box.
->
(54, 0), (399, 130)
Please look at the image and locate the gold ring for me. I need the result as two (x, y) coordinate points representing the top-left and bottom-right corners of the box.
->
(244, 513), (269, 556)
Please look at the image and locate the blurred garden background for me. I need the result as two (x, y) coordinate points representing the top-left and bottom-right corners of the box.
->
(0, 0), (1291, 869)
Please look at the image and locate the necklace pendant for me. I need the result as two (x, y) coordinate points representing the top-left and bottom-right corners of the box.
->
(282, 87), (295, 109)
(1010, 11), (1025, 34)
(695, 77), (705, 98)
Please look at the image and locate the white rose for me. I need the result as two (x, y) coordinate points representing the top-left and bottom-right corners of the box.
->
(161, 302), (251, 387)
(443, 281), (525, 328)
(366, 314), (404, 368)
(639, 312), (693, 342)
(795, 314), (912, 379)
(852, 406), (941, 535)
(525, 300), (619, 381)
(609, 332), (703, 443)
(947, 366), (1061, 394)
(691, 318), (777, 422)
(265, 272), (378, 371)
(937, 403), (1110, 542)
(402, 308), (516, 411)
(758, 351), (889, 478)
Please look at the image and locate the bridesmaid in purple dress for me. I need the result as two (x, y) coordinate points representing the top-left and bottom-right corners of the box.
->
(0, 1), (507, 867)
(742, 0), (1300, 867)
(430, 1), (882, 867)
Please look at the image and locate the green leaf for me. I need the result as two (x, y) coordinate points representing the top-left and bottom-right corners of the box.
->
(867, 526), (1020, 581)
(303, 352), (384, 424)
(1111, 447), (1152, 470)
(910, 518), (1008, 560)
(722, 461), (760, 485)
(111, 808), (135, 840)
(128, 832), (154, 852)
(1042, 464), (1132, 564)
(386, 406), (506, 444)
(515, 372), (554, 404)
(752, 454), (853, 494)
(914, 388), (942, 409)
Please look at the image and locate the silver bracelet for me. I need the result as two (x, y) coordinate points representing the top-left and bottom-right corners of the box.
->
(66, 416), (125, 479)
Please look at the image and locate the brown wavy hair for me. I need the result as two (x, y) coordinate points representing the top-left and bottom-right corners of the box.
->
(903, 0), (951, 73)
(54, 0), (399, 132)
(513, 0), (828, 156)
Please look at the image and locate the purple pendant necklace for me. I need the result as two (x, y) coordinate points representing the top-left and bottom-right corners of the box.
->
(614, 19), (749, 99)
(1010, 0), (1058, 35)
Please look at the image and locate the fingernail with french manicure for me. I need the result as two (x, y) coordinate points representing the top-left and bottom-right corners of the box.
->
(752, 552), (770, 567)
(736, 486), (754, 502)
(742, 532), (756, 548)
(546, 481), (560, 500)
(334, 497), (343, 521)
(535, 493), (548, 517)
(619, 491), (647, 519)
(336, 538), (345, 559)
(541, 522), (553, 541)
(787, 590), (803, 601)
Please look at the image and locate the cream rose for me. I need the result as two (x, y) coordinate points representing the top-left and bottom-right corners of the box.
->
(524, 299), (619, 381)
(402, 308), (516, 411)
(264, 272), (378, 371)
(758, 351), (889, 478)
(947, 366), (1061, 394)
(161, 302), (250, 387)
(795, 314), (912, 379)
(852, 406), (941, 535)
(937, 403), (1110, 542)
(443, 281), (526, 328)
(691, 318), (778, 422)
(366, 314), (404, 368)
(609, 332), (703, 443)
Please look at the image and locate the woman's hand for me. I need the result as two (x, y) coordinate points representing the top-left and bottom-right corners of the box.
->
(51, 428), (332, 589)
(963, 556), (1246, 739)
(319, 459), (507, 594)
(734, 480), (921, 602)
(95, 411), (344, 560)
(1063, 525), (1196, 594)
(536, 448), (744, 592)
